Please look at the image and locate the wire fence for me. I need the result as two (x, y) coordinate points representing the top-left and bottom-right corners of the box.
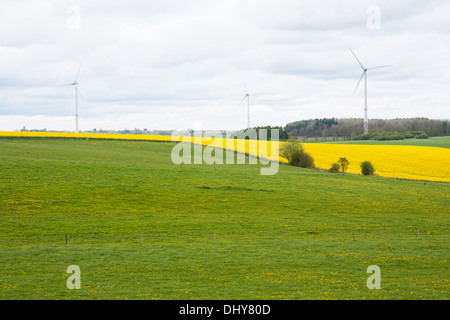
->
(1, 230), (448, 246)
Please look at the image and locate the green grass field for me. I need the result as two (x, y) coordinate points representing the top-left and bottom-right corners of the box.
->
(0, 138), (448, 299)
(325, 136), (450, 148)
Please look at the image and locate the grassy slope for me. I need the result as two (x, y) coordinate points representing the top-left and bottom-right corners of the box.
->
(324, 136), (450, 148)
(0, 138), (448, 299)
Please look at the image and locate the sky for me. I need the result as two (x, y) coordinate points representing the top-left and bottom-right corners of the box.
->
(0, 0), (449, 132)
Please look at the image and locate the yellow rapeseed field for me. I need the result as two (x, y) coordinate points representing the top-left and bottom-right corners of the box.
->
(201, 137), (450, 182)
(0, 131), (174, 142)
(1, 131), (449, 182)
(299, 143), (450, 183)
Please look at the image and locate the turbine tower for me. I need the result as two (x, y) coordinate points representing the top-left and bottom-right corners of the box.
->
(350, 48), (391, 134)
(65, 64), (81, 133)
(240, 80), (250, 129)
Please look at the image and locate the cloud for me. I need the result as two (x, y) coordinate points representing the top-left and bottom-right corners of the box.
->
(0, 0), (449, 131)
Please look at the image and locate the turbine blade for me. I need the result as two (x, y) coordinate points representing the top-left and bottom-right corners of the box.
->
(353, 71), (365, 95)
(349, 47), (365, 70)
(243, 79), (248, 94)
(367, 65), (392, 70)
(74, 63), (82, 83)
(240, 95), (247, 104)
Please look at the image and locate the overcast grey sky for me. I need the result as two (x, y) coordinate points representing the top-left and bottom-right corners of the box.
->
(0, 0), (449, 131)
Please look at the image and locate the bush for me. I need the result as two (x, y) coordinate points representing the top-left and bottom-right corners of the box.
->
(360, 161), (376, 176)
(353, 133), (379, 141)
(416, 133), (429, 139)
(293, 150), (315, 168)
(354, 132), (407, 141)
(403, 132), (415, 139)
(409, 131), (426, 137)
(354, 130), (430, 141)
(328, 162), (340, 173)
(280, 141), (315, 168)
(378, 132), (405, 140)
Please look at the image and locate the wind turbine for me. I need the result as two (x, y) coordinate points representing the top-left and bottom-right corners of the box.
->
(64, 64), (81, 133)
(350, 48), (391, 134)
(240, 80), (250, 129)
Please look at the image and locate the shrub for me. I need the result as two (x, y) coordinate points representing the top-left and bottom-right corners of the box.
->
(353, 130), (431, 141)
(294, 150), (315, 168)
(404, 132), (415, 139)
(280, 141), (315, 168)
(360, 161), (376, 176)
(353, 133), (379, 141)
(338, 157), (350, 173)
(280, 140), (300, 163)
(328, 162), (340, 173)
(416, 133), (429, 139)
(378, 132), (405, 140)
(409, 131), (426, 137)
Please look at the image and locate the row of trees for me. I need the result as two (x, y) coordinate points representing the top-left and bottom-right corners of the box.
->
(285, 118), (449, 141)
(242, 126), (289, 140)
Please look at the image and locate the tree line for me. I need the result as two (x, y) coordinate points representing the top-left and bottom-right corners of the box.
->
(285, 118), (449, 141)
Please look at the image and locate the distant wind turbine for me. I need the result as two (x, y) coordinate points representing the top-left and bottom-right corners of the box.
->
(240, 80), (250, 129)
(350, 48), (391, 134)
(64, 64), (82, 133)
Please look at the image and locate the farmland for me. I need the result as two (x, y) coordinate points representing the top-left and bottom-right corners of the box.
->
(0, 137), (448, 299)
(327, 136), (450, 149)
(203, 137), (450, 182)
(2, 131), (449, 183)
